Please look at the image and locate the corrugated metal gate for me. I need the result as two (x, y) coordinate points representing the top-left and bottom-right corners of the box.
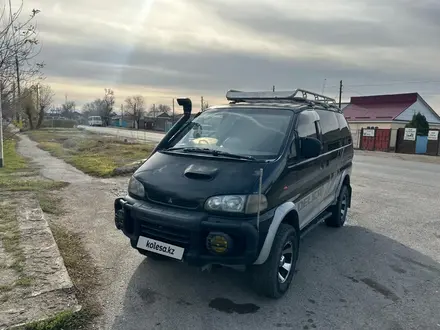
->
(396, 128), (440, 155)
(360, 128), (391, 151)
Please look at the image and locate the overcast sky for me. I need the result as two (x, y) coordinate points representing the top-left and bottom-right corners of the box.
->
(24, 0), (440, 112)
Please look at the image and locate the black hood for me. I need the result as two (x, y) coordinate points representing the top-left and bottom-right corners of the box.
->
(134, 151), (270, 209)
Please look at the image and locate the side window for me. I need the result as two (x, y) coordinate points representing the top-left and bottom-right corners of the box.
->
(295, 111), (320, 159)
(336, 113), (352, 146)
(316, 110), (340, 151)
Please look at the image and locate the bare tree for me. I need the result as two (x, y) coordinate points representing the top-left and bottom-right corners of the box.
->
(100, 88), (115, 126)
(35, 84), (54, 128)
(61, 101), (76, 119)
(82, 98), (105, 118)
(156, 104), (171, 115)
(124, 95), (145, 129)
(20, 86), (36, 129)
(0, 2), (43, 121)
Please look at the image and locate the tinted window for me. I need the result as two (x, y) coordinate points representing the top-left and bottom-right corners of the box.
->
(336, 113), (352, 146)
(317, 110), (340, 151)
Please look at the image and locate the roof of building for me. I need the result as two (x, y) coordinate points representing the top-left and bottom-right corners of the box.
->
(343, 93), (419, 121)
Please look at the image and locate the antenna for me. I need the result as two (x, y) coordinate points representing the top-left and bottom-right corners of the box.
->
(256, 168), (263, 231)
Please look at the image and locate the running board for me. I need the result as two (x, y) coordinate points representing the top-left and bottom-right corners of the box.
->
(300, 211), (332, 239)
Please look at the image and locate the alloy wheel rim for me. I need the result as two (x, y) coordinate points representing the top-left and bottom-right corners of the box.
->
(340, 192), (348, 220)
(278, 241), (294, 283)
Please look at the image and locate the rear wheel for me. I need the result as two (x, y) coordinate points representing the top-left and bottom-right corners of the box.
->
(249, 224), (299, 298)
(325, 184), (349, 227)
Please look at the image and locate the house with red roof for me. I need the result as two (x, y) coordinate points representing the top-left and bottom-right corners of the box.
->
(343, 93), (440, 149)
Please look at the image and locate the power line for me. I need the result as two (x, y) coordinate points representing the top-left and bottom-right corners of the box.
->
(328, 79), (440, 88)
(344, 86), (364, 96)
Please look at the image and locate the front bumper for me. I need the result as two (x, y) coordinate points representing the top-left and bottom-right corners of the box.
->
(114, 196), (273, 266)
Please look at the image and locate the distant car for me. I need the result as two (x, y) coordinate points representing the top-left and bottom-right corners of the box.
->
(88, 116), (103, 126)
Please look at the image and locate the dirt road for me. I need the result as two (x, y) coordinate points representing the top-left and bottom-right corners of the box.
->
(17, 134), (440, 330)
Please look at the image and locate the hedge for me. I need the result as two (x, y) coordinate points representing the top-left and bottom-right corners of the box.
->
(41, 119), (77, 128)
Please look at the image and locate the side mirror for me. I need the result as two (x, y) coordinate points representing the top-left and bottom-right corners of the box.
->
(300, 137), (322, 159)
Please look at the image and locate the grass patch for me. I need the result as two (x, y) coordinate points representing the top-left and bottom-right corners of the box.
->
(0, 203), (25, 272)
(0, 202), (26, 285)
(18, 309), (90, 330)
(27, 128), (153, 177)
(37, 193), (65, 215)
(0, 139), (27, 173)
(47, 225), (102, 329)
(0, 178), (69, 191)
(15, 276), (33, 286)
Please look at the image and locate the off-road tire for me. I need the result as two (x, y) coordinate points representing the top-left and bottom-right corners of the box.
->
(325, 184), (349, 228)
(249, 224), (299, 299)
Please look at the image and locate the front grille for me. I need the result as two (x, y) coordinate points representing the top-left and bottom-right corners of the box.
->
(140, 222), (191, 247)
(146, 191), (199, 209)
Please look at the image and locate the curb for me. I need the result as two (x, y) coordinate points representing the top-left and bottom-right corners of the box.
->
(0, 193), (80, 330)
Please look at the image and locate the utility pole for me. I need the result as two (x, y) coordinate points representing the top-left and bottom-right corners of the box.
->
(339, 80), (343, 109)
(0, 87), (4, 168)
(9, 0), (21, 123)
(201, 96), (204, 111)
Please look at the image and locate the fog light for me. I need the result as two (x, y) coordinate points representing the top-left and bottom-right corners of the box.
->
(206, 232), (233, 254)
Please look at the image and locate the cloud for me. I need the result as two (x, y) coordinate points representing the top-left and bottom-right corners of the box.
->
(17, 0), (440, 111)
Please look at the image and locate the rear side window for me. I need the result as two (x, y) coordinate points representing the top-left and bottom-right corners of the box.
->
(316, 110), (340, 151)
(336, 113), (352, 146)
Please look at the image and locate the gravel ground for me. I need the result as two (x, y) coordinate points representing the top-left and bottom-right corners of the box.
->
(17, 134), (440, 330)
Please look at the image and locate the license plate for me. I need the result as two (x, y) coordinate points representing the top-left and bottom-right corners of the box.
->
(137, 236), (185, 260)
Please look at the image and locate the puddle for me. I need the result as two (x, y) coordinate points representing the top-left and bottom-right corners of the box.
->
(208, 297), (260, 314)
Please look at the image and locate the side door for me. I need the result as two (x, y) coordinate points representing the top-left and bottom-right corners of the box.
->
(287, 110), (325, 230)
(315, 110), (343, 207)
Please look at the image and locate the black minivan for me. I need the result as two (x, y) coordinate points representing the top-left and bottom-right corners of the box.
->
(114, 89), (353, 298)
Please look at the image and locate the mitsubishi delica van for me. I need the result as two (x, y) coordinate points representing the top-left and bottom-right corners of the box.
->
(114, 89), (354, 298)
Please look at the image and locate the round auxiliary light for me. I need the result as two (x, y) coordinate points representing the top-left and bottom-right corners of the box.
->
(206, 232), (233, 255)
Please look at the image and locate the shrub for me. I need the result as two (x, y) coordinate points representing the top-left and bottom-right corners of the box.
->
(41, 119), (77, 128)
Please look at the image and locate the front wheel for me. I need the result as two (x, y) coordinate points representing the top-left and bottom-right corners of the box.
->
(249, 224), (299, 298)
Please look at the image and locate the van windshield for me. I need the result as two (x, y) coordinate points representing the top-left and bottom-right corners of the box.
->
(168, 107), (293, 160)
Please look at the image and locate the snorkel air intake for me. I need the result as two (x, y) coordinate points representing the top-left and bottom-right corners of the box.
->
(150, 97), (193, 155)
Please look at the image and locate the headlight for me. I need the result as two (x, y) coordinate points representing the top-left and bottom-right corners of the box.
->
(205, 194), (268, 214)
(128, 176), (145, 198)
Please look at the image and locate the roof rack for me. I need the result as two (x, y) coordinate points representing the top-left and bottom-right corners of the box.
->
(226, 89), (341, 111)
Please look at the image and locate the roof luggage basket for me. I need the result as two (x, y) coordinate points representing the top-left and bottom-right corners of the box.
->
(226, 89), (341, 112)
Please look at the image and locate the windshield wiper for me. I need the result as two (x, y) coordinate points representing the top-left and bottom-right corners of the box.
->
(164, 147), (256, 161)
